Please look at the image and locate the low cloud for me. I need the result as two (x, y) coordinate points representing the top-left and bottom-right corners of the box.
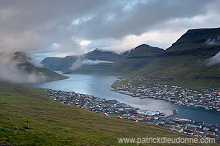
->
(0, 52), (47, 83)
(1, 0), (220, 58)
(70, 56), (113, 71)
(207, 51), (220, 66)
(70, 56), (84, 70)
(205, 36), (220, 66)
(205, 36), (220, 45)
(82, 59), (113, 65)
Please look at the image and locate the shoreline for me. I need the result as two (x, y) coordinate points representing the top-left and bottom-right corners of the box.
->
(112, 82), (220, 113)
(45, 88), (220, 140)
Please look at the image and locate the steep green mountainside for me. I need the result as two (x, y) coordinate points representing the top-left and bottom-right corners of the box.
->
(85, 49), (123, 61)
(126, 44), (165, 58)
(167, 27), (220, 51)
(108, 44), (165, 75)
(127, 28), (220, 89)
(0, 81), (196, 145)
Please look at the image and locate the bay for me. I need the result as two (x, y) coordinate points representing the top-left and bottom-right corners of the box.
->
(29, 74), (220, 124)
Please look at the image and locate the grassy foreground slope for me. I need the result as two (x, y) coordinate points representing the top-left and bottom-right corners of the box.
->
(0, 81), (201, 146)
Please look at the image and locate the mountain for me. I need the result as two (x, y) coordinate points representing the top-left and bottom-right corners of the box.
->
(167, 27), (220, 51)
(110, 44), (165, 75)
(85, 48), (123, 61)
(0, 52), (67, 83)
(0, 81), (195, 145)
(41, 56), (78, 71)
(126, 44), (165, 58)
(41, 27), (220, 89)
(41, 45), (165, 75)
(125, 27), (220, 89)
(67, 49), (124, 74)
(41, 49), (125, 74)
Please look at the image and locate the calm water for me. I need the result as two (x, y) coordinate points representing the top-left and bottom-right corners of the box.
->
(29, 74), (220, 124)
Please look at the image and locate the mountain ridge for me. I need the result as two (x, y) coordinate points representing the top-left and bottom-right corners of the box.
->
(41, 44), (165, 75)
(167, 27), (220, 51)
(126, 44), (165, 58)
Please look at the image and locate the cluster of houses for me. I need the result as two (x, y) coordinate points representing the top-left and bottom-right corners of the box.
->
(114, 82), (220, 112)
(45, 89), (139, 117)
(163, 118), (220, 140)
(45, 89), (220, 140)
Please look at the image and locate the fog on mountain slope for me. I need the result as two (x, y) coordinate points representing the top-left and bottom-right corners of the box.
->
(0, 52), (48, 83)
(205, 35), (220, 66)
(208, 52), (220, 66)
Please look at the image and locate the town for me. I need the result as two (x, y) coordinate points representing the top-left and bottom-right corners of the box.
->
(113, 78), (220, 112)
(45, 89), (220, 140)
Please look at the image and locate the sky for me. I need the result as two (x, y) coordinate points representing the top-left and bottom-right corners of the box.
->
(0, 0), (220, 61)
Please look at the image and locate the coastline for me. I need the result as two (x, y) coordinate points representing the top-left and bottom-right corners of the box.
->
(45, 88), (220, 140)
(112, 81), (220, 113)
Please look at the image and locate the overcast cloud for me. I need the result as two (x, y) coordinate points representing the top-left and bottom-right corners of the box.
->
(0, 0), (220, 61)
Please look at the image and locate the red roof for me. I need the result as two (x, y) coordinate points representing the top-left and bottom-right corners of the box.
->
(199, 133), (206, 137)
(174, 127), (182, 131)
(205, 131), (215, 135)
(187, 127), (196, 131)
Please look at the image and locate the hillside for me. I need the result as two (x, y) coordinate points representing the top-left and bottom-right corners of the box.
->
(85, 48), (123, 61)
(167, 28), (220, 51)
(0, 52), (67, 83)
(126, 44), (165, 58)
(109, 44), (165, 75)
(15, 52), (68, 82)
(0, 81), (197, 145)
(125, 28), (220, 89)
